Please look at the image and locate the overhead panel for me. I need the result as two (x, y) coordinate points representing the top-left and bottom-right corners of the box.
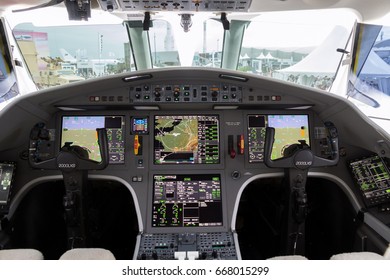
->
(115, 0), (252, 12)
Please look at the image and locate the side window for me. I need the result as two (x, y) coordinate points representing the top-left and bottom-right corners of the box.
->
(1, 20), (20, 104)
(348, 23), (390, 131)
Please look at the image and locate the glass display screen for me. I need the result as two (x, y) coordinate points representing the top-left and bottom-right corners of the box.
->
(247, 114), (310, 162)
(152, 174), (223, 227)
(131, 117), (149, 135)
(350, 155), (390, 207)
(154, 115), (219, 164)
(61, 116), (125, 164)
(268, 115), (310, 160)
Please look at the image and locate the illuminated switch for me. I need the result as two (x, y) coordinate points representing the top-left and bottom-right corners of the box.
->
(238, 134), (244, 155)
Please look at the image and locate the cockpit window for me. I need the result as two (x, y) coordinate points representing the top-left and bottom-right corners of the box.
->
(145, 15), (224, 68)
(240, 10), (357, 91)
(347, 23), (390, 132)
(13, 22), (131, 89)
(149, 19), (180, 67)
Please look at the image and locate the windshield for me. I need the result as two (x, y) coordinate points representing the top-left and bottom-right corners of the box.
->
(9, 8), (356, 86)
(4, 7), (390, 133)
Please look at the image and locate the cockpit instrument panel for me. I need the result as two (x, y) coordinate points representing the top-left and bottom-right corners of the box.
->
(61, 116), (125, 164)
(350, 155), (390, 207)
(154, 115), (219, 165)
(152, 174), (223, 228)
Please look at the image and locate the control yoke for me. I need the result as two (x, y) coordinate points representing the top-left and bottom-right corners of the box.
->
(29, 124), (109, 248)
(264, 121), (339, 170)
(263, 121), (339, 255)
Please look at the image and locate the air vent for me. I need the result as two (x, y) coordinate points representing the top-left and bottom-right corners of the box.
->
(116, 0), (252, 12)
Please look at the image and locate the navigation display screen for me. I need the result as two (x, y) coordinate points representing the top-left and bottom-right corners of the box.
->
(152, 174), (223, 227)
(61, 116), (125, 164)
(248, 114), (310, 162)
(350, 155), (390, 207)
(154, 115), (219, 164)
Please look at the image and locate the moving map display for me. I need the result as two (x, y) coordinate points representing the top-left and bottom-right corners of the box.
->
(61, 116), (125, 164)
(154, 115), (219, 164)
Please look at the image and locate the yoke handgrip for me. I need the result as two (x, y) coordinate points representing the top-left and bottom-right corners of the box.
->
(75, 128), (109, 170)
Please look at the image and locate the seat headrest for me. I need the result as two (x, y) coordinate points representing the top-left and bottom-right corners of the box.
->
(0, 249), (44, 260)
(59, 248), (116, 260)
(330, 252), (385, 260)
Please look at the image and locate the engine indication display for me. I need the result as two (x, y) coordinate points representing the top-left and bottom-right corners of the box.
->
(154, 115), (219, 164)
(152, 174), (223, 227)
(248, 115), (266, 163)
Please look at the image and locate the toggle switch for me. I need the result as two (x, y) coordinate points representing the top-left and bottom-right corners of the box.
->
(228, 135), (236, 159)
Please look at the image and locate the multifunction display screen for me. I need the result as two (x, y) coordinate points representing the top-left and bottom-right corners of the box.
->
(152, 174), (223, 227)
(350, 155), (390, 207)
(154, 115), (219, 164)
(61, 116), (125, 164)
